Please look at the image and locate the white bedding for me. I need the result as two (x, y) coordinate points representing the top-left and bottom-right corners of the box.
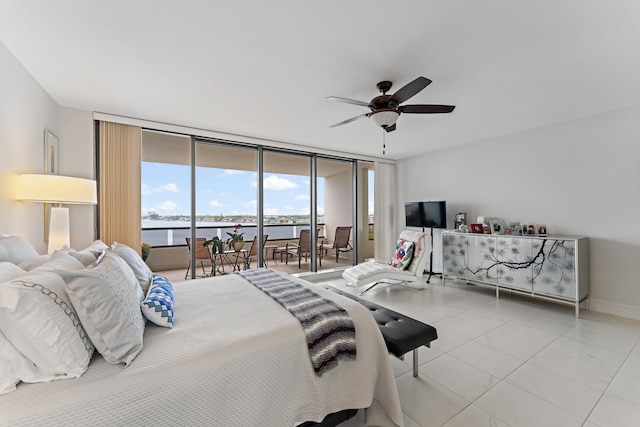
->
(0, 273), (403, 427)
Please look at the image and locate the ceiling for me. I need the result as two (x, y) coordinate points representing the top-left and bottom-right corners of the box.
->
(1, 1), (639, 160)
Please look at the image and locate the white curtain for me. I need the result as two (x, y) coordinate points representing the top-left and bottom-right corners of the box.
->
(374, 161), (397, 261)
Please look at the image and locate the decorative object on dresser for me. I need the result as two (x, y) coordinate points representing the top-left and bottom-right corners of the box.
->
(442, 231), (589, 317)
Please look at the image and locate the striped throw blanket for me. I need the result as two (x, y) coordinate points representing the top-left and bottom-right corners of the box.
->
(238, 268), (356, 376)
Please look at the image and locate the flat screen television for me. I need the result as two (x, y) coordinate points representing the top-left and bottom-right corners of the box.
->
(404, 202), (423, 227)
(420, 201), (447, 228)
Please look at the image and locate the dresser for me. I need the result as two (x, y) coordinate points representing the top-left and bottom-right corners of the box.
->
(442, 231), (589, 316)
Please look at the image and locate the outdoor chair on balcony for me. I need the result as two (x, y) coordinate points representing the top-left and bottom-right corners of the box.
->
(321, 226), (353, 263)
(185, 237), (213, 279)
(285, 229), (322, 268)
(244, 234), (269, 269)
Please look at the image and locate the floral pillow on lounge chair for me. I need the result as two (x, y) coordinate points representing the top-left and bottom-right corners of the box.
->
(389, 239), (414, 270)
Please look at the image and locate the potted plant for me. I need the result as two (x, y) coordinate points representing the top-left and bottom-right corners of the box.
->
(141, 243), (151, 262)
(203, 236), (224, 254)
(226, 224), (245, 251)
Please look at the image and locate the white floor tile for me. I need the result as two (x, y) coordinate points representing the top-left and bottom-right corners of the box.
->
(505, 362), (602, 418)
(474, 381), (584, 427)
(442, 404), (511, 427)
(587, 393), (640, 427)
(449, 340), (524, 379)
(495, 320), (561, 346)
(434, 312), (504, 340)
(473, 328), (544, 361)
(563, 324), (640, 355)
(606, 372), (640, 407)
(531, 345), (616, 391)
(545, 336), (627, 372)
(395, 372), (470, 427)
(421, 354), (501, 401)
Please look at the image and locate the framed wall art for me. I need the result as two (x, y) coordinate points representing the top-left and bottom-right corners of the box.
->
(45, 130), (59, 174)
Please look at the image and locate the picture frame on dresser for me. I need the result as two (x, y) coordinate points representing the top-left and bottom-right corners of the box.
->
(537, 224), (547, 236)
(489, 218), (505, 235)
(470, 223), (484, 234)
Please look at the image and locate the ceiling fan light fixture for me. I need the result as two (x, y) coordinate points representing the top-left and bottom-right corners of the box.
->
(370, 109), (400, 128)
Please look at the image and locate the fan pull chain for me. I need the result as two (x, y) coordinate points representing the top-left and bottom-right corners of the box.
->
(382, 128), (386, 155)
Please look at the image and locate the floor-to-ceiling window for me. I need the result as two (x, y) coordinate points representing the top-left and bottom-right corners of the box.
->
(141, 129), (366, 275)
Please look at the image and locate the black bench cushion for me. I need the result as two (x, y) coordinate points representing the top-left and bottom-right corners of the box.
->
(326, 286), (438, 357)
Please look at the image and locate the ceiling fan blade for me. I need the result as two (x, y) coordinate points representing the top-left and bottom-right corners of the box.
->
(384, 123), (396, 133)
(329, 113), (369, 128)
(398, 104), (456, 114)
(389, 77), (432, 105)
(326, 96), (370, 108)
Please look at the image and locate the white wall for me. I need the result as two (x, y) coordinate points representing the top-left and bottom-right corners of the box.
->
(397, 105), (640, 319)
(0, 42), (95, 252)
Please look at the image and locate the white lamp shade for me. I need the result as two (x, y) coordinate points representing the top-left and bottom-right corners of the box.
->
(48, 207), (70, 254)
(16, 174), (97, 204)
(370, 110), (400, 128)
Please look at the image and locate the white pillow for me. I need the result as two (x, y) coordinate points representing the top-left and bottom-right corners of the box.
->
(84, 239), (109, 257)
(17, 253), (52, 271)
(0, 330), (43, 394)
(0, 236), (39, 264)
(67, 250), (99, 267)
(0, 262), (26, 283)
(58, 252), (145, 366)
(0, 331), (21, 394)
(0, 271), (95, 382)
(33, 251), (85, 272)
(111, 242), (153, 295)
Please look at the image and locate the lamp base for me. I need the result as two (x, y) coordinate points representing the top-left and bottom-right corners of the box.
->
(48, 207), (70, 254)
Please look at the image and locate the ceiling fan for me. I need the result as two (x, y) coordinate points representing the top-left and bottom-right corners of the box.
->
(327, 76), (455, 132)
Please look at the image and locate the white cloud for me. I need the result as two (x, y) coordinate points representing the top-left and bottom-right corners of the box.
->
(244, 200), (257, 208)
(294, 194), (310, 201)
(264, 207), (279, 215)
(141, 182), (179, 195)
(219, 169), (244, 177)
(263, 175), (297, 190)
(156, 201), (178, 211)
(209, 200), (225, 207)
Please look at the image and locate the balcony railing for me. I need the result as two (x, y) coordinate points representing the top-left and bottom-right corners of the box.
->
(142, 223), (326, 248)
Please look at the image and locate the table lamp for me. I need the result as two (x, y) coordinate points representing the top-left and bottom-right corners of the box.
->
(16, 174), (97, 253)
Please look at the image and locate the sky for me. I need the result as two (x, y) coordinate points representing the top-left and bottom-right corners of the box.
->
(142, 163), (374, 217)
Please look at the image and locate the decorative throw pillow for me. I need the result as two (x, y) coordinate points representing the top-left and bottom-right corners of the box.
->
(141, 275), (175, 328)
(0, 262), (25, 283)
(389, 239), (414, 270)
(0, 271), (95, 382)
(111, 242), (153, 296)
(0, 235), (39, 264)
(58, 252), (145, 366)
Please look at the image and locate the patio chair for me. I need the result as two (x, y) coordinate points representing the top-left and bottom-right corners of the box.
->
(285, 229), (322, 268)
(322, 226), (353, 263)
(342, 230), (430, 295)
(244, 234), (269, 269)
(185, 237), (213, 279)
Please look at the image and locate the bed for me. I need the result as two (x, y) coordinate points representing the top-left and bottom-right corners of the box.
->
(0, 237), (403, 427)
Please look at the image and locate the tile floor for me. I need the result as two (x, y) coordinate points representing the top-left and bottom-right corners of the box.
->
(324, 276), (640, 427)
(158, 268), (640, 426)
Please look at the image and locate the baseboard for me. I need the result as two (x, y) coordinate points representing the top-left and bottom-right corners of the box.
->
(588, 298), (640, 321)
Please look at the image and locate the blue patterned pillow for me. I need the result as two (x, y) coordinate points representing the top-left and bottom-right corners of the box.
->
(141, 275), (174, 328)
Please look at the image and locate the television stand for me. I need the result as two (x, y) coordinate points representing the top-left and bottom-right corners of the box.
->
(422, 227), (441, 283)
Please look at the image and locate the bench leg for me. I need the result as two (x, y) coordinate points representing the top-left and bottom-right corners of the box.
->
(413, 349), (419, 377)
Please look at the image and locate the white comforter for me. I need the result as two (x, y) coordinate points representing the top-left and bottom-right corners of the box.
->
(0, 273), (403, 427)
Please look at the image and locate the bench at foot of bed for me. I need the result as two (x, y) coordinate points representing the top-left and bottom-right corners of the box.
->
(325, 286), (438, 377)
